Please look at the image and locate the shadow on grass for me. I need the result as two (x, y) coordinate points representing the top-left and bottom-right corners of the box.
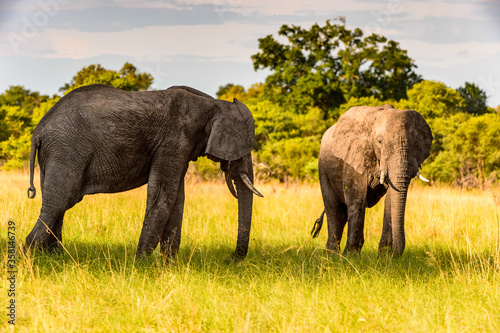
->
(21, 239), (499, 281)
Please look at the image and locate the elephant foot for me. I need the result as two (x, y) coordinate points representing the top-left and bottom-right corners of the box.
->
(378, 238), (392, 257)
(377, 247), (393, 259)
(325, 243), (341, 253)
(160, 239), (180, 260)
(159, 245), (178, 264)
(377, 246), (406, 258)
(24, 240), (63, 256)
(224, 253), (245, 264)
(342, 245), (362, 256)
(135, 247), (155, 259)
(26, 223), (63, 254)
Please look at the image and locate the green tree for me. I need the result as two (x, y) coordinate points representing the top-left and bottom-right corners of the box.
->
(248, 99), (329, 181)
(336, 95), (386, 116)
(251, 19), (421, 119)
(0, 131), (32, 169)
(256, 136), (321, 182)
(216, 83), (235, 99)
(423, 113), (500, 187)
(450, 113), (500, 188)
(0, 86), (50, 150)
(60, 62), (153, 94)
(425, 112), (471, 158)
(249, 100), (329, 150)
(217, 84), (246, 102)
(216, 83), (264, 103)
(0, 97), (59, 169)
(0, 104), (34, 168)
(396, 80), (465, 119)
(0, 85), (49, 113)
(457, 82), (488, 115)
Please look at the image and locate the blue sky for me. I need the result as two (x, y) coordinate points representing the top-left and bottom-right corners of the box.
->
(1, 0), (499, 106)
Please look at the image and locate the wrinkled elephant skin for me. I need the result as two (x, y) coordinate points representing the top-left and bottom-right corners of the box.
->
(313, 104), (432, 256)
(25, 84), (262, 260)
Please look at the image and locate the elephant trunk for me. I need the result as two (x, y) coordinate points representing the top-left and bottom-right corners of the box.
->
(389, 182), (408, 255)
(233, 168), (255, 259)
(386, 141), (412, 255)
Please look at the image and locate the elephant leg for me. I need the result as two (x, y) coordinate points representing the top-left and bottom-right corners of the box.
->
(136, 161), (186, 257)
(320, 173), (347, 252)
(160, 180), (185, 260)
(344, 205), (366, 254)
(378, 191), (393, 253)
(26, 210), (65, 252)
(325, 198), (347, 253)
(26, 168), (83, 252)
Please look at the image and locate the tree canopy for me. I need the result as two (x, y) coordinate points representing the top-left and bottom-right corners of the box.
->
(251, 19), (421, 119)
(0, 63), (153, 169)
(60, 62), (153, 94)
(457, 82), (489, 115)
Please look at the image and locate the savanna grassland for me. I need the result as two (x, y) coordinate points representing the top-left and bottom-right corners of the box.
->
(1, 171), (499, 332)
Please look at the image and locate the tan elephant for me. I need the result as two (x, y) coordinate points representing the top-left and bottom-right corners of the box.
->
(312, 104), (432, 256)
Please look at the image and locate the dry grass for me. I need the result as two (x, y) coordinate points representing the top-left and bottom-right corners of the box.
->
(1, 171), (499, 332)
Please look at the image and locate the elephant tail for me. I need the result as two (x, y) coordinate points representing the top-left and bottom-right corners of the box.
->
(311, 210), (326, 238)
(27, 135), (39, 199)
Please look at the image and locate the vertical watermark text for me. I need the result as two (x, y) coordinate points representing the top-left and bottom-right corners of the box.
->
(6, 221), (16, 326)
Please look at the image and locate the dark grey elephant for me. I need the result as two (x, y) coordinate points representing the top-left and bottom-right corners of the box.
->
(312, 104), (432, 256)
(25, 84), (262, 261)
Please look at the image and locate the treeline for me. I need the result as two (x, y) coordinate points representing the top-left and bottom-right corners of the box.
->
(0, 63), (153, 170)
(1, 20), (499, 188)
(217, 80), (500, 188)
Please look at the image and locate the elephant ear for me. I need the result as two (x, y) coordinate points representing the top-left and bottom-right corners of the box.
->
(205, 99), (255, 161)
(331, 106), (378, 175)
(407, 109), (433, 165)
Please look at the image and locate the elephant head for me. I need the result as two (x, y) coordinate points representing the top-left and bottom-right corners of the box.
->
(318, 104), (432, 255)
(200, 94), (263, 259)
(369, 106), (432, 254)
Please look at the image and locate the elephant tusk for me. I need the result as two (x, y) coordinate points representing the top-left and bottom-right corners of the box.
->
(224, 172), (238, 199)
(416, 171), (429, 182)
(239, 173), (264, 198)
(380, 171), (386, 185)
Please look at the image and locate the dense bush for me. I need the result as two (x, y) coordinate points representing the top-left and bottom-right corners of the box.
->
(256, 136), (321, 181)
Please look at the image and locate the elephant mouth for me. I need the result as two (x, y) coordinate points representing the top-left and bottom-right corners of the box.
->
(217, 159), (263, 199)
(379, 157), (430, 190)
(206, 154), (223, 163)
(224, 169), (263, 198)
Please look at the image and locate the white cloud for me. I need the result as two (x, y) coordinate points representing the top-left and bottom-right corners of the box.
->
(1, 0), (499, 104)
(109, 0), (185, 10)
(179, 0), (487, 21)
(22, 23), (271, 61)
(397, 0), (485, 20)
(399, 39), (500, 68)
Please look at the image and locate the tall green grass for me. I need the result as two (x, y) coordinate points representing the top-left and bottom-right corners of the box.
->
(1, 171), (499, 332)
